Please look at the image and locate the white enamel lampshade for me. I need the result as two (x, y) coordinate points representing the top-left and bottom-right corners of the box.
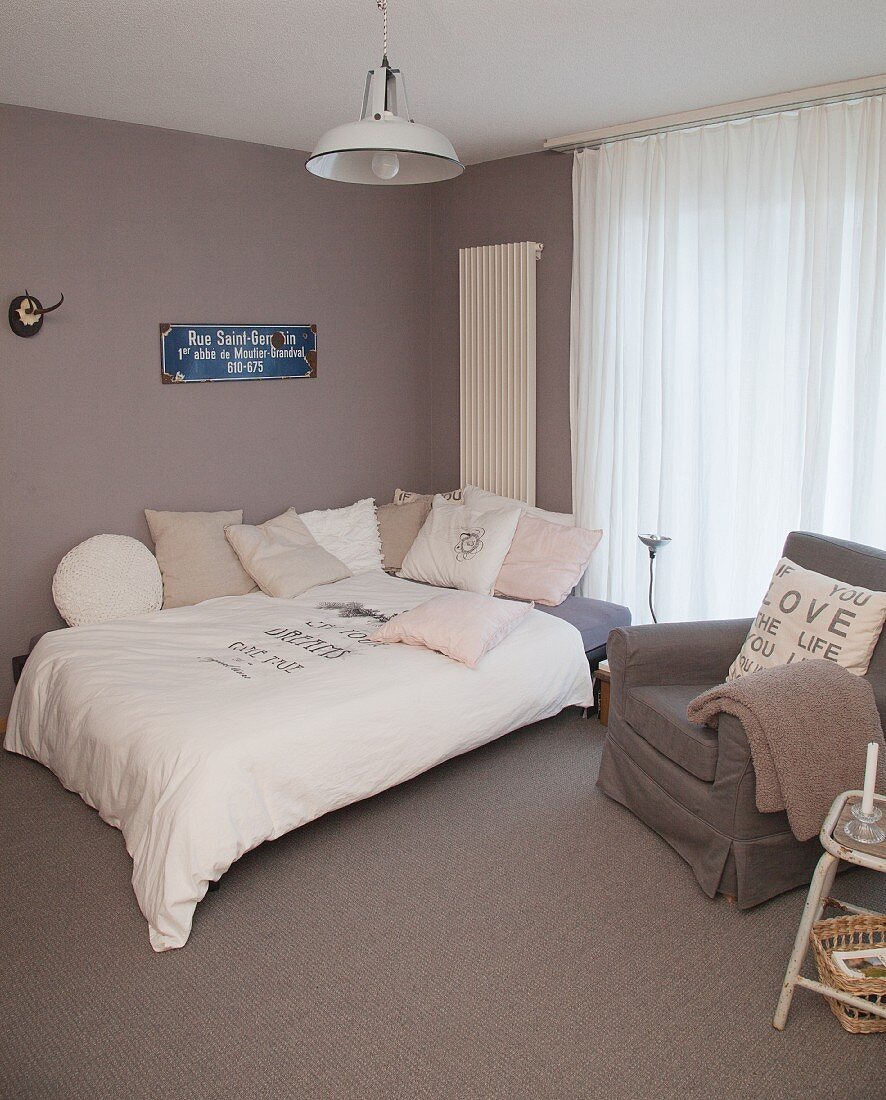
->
(306, 62), (464, 185)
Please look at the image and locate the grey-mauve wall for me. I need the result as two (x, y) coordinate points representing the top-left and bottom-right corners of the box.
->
(427, 151), (574, 513)
(0, 106), (575, 712)
(0, 103), (434, 710)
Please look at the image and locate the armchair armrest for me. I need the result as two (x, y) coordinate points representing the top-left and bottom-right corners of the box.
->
(608, 619), (752, 695)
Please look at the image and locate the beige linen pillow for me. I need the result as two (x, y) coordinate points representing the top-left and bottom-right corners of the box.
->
(377, 500), (431, 571)
(728, 557), (886, 681)
(145, 509), (257, 608)
(225, 509), (351, 599)
(399, 496), (522, 596)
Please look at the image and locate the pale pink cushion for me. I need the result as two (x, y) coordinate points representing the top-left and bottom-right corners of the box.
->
(370, 592), (532, 668)
(494, 514), (603, 606)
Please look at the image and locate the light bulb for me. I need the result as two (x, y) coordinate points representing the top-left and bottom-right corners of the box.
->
(371, 151), (400, 179)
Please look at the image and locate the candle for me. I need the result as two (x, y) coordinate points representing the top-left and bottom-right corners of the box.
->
(861, 741), (879, 816)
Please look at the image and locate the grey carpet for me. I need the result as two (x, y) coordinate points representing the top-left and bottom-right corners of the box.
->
(1, 711), (883, 1099)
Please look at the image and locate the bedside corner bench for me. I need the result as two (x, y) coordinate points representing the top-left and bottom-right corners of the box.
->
(538, 595), (631, 671)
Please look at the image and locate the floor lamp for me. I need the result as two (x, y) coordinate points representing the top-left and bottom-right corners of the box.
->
(638, 534), (671, 623)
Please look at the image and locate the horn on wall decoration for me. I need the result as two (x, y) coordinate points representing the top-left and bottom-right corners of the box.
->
(8, 290), (65, 337)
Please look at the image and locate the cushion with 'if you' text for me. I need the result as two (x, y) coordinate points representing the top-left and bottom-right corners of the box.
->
(727, 557), (886, 681)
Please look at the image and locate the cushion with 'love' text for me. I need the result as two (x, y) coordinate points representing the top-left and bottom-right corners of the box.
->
(727, 557), (886, 681)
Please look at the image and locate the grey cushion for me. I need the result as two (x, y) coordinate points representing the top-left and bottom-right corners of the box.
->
(537, 595), (632, 654)
(624, 683), (720, 782)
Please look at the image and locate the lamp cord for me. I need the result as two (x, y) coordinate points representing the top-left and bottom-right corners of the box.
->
(377, 0), (388, 63)
(648, 551), (658, 624)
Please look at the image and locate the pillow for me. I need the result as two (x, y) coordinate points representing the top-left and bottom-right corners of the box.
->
(370, 592), (532, 668)
(393, 487), (463, 505)
(377, 500), (431, 572)
(145, 509), (256, 608)
(52, 534), (163, 626)
(225, 509), (351, 598)
(399, 496), (522, 595)
(299, 498), (383, 574)
(494, 515), (603, 606)
(463, 484), (573, 527)
(728, 557), (886, 681)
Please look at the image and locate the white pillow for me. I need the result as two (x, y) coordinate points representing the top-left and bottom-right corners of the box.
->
(399, 496), (522, 595)
(728, 557), (886, 681)
(299, 497), (383, 575)
(225, 509), (351, 599)
(463, 484), (574, 527)
(53, 534), (163, 626)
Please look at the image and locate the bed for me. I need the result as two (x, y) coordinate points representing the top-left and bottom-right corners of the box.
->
(5, 570), (593, 951)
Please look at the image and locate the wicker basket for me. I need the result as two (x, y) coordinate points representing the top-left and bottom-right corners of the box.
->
(811, 913), (886, 1034)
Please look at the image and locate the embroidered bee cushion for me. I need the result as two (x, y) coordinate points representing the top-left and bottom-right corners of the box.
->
(727, 557), (886, 681)
(463, 484), (574, 527)
(398, 496), (522, 596)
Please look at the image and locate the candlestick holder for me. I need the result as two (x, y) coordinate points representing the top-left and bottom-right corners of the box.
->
(843, 801), (886, 845)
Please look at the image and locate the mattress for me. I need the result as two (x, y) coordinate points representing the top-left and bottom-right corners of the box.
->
(5, 570), (593, 951)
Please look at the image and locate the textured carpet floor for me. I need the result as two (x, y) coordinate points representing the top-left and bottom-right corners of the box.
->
(1, 711), (883, 1099)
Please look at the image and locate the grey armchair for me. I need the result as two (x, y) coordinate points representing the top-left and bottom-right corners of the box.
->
(597, 531), (886, 908)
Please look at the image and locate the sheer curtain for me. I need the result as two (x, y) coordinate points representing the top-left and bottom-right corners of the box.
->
(571, 95), (886, 623)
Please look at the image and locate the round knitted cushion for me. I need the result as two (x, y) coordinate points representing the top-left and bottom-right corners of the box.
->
(52, 534), (163, 627)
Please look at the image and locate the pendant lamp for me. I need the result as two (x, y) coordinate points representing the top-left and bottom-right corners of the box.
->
(306, 1), (464, 185)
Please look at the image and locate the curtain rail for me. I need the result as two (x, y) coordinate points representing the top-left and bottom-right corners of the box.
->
(544, 74), (886, 152)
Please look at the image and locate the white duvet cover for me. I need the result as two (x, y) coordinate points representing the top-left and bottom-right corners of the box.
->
(6, 571), (593, 951)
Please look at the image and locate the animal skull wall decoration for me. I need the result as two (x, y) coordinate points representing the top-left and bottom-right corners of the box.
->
(8, 290), (65, 337)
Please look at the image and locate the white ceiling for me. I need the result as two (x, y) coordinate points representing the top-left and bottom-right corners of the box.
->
(1, 1), (883, 164)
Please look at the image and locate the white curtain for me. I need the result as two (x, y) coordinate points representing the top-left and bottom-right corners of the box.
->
(571, 95), (886, 623)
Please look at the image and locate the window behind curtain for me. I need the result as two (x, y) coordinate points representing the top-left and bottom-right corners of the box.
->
(570, 94), (886, 622)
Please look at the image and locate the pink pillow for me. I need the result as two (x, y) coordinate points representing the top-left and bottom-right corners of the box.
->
(494, 514), (602, 606)
(370, 592), (532, 668)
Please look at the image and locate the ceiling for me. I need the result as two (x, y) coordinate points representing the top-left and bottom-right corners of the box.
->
(1, 1), (883, 165)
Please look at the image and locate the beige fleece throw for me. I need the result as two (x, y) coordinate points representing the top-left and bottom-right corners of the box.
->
(688, 659), (886, 841)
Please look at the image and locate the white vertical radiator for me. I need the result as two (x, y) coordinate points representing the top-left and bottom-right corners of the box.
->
(459, 241), (542, 505)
